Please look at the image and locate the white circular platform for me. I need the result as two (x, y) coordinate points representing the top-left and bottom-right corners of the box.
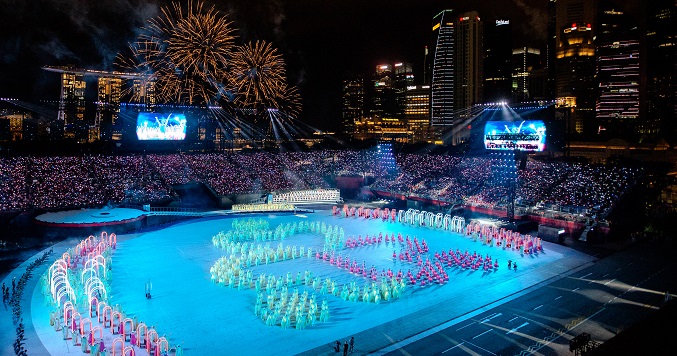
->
(35, 208), (145, 225)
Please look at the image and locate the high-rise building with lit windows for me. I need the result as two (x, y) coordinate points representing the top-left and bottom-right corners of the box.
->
(394, 62), (414, 90)
(58, 71), (86, 139)
(555, 0), (597, 135)
(394, 62), (414, 115)
(404, 85), (436, 143)
(546, 0), (557, 100)
(645, 0), (676, 136)
(455, 11), (484, 111)
(43, 66), (148, 140)
(484, 18), (513, 103)
(595, 2), (640, 136)
(132, 78), (156, 107)
(512, 47), (542, 102)
(430, 9), (455, 127)
(372, 64), (398, 118)
(404, 86), (430, 119)
(97, 77), (122, 141)
(342, 76), (365, 135)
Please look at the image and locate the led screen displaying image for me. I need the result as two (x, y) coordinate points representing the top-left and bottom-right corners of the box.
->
(484, 120), (546, 151)
(136, 112), (187, 140)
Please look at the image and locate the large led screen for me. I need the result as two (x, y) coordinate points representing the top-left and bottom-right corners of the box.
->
(136, 113), (187, 140)
(484, 120), (546, 151)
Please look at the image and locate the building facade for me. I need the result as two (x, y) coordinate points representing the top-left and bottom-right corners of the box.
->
(58, 71), (86, 139)
(484, 19), (513, 103)
(595, 2), (640, 136)
(394, 62), (415, 116)
(97, 76), (123, 141)
(555, 0), (597, 135)
(430, 9), (456, 127)
(546, 0), (558, 100)
(43, 66), (147, 141)
(372, 64), (398, 118)
(645, 0), (676, 138)
(342, 76), (365, 135)
(512, 47), (542, 102)
(455, 11), (484, 112)
(404, 85), (436, 143)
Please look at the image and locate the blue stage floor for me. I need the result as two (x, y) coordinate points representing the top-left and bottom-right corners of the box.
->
(3, 210), (594, 355)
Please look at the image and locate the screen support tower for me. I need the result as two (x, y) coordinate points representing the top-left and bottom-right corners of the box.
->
(495, 150), (519, 222)
(505, 149), (524, 222)
(507, 174), (516, 222)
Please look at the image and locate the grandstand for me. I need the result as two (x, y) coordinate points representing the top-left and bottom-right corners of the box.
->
(0, 150), (640, 237)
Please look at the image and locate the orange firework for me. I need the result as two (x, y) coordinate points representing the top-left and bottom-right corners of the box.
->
(117, 0), (302, 119)
(275, 84), (302, 118)
(118, 0), (236, 105)
(229, 40), (287, 108)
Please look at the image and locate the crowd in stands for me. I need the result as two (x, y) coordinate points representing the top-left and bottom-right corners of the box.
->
(146, 153), (200, 185)
(1, 155), (173, 212)
(0, 150), (640, 220)
(90, 155), (174, 205)
(0, 157), (29, 212)
(29, 156), (105, 210)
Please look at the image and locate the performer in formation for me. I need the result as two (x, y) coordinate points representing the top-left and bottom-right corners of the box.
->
(44, 231), (171, 353)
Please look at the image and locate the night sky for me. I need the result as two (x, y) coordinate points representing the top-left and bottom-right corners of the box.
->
(0, 0), (571, 131)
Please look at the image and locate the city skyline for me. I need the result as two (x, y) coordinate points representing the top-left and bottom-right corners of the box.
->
(0, 0), (578, 132)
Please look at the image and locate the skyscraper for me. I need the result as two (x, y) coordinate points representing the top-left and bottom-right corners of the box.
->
(58, 71), (86, 139)
(97, 76), (122, 141)
(404, 85), (434, 143)
(342, 76), (365, 135)
(645, 0), (676, 137)
(455, 11), (484, 111)
(372, 64), (398, 118)
(394, 62), (414, 89)
(131, 78), (156, 107)
(595, 2), (640, 136)
(555, 0), (597, 135)
(546, 0), (558, 100)
(43, 66), (149, 141)
(394, 62), (414, 115)
(430, 9), (455, 127)
(484, 18), (513, 103)
(512, 47), (542, 102)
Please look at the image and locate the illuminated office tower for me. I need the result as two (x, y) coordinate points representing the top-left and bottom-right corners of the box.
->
(342, 76), (365, 135)
(546, 0), (557, 100)
(512, 47), (542, 102)
(405, 86), (431, 119)
(556, 0), (597, 134)
(430, 9), (455, 127)
(394, 62), (414, 115)
(484, 18), (513, 103)
(132, 78), (156, 107)
(455, 11), (484, 112)
(58, 71), (86, 139)
(404, 85), (435, 143)
(646, 0), (676, 136)
(595, 2), (640, 136)
(372, 64), (397, 118)
(97, 76), (122, 141)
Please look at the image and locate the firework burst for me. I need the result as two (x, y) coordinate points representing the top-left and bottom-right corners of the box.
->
(167, 2), (236, 81)
(229, 40), (287, 108)
(118, 0), (236, 105)
(118, 0), (302, 123)
(275, 84), (302, 119)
